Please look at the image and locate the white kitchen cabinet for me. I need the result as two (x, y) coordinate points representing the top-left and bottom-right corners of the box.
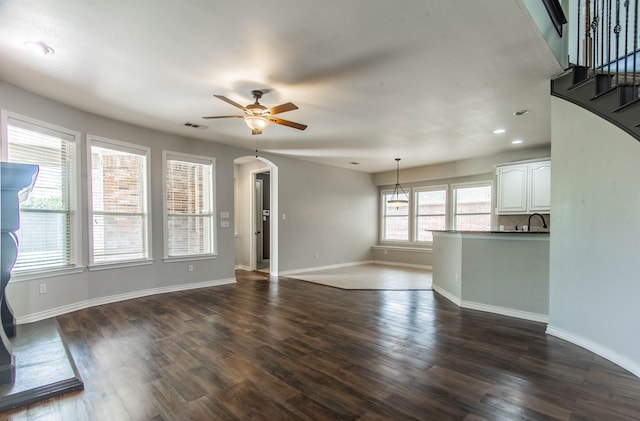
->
(496, 160), (550, 214)
(528, 161), (551, 212)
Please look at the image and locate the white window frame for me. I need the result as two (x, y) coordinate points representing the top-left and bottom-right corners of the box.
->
(162, 151), (217, 261)
(0, 110), (82, 280)
(87, 135), (152, 269)
(414, 185), (448, 243)
(380, 188), (412, 243)
(451, 181), (494, 231)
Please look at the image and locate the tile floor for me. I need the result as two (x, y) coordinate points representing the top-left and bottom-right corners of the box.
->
(285, 263), (432, 290)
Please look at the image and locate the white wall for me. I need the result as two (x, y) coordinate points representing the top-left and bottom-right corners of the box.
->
(0, 81), (246, 321)
(265, 154), (377, 272)
(1, 81), (378, 321)
(548, 97), (640, 377)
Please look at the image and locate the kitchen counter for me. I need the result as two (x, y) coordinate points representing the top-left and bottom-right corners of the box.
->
(432, 231), (549, 322)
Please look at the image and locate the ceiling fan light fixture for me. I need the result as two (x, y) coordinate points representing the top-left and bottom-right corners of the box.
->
(244, 115), (270, 131)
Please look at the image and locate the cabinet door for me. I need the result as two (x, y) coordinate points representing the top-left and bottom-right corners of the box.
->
(496, 165), (528, 213)
(528, 161), (551, 212)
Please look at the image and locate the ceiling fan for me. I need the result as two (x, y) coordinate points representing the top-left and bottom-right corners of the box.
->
(202, 90), (308, 135)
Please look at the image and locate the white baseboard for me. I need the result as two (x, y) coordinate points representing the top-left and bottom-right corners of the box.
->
(432, 286), (548, 323)
(279, 260), (373, 276)
(432, 285), (461, 306)
(461, 300), (548, 323)
(16, 277), (236, 324)
(234, 265), (252, 271)
(546, 325), (640, 379)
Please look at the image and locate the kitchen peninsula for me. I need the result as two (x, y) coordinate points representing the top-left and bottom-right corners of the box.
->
(432, 230), (549, 323)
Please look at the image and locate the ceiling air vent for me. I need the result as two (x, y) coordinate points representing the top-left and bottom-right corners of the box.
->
(184, 122), (208, 129)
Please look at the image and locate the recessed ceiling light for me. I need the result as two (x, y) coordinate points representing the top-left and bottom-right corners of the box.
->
(513, 109), (530, 116)
(23, 41), (55, 56)
(493, 128), (506, 134)
(512, 139), (523, 144)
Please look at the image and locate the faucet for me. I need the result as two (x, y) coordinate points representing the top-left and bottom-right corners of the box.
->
(527, 213), (548, 232)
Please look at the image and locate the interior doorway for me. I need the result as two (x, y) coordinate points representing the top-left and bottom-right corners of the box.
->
(233, 156), (278, 276)
(254, 171), (270, 271)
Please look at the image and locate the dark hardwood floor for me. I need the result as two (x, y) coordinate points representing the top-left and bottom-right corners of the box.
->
(3, 270), (640, 420)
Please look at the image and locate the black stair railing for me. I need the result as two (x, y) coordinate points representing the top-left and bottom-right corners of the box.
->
(551, 0), (640, 142)
(573, 0), (639, 103)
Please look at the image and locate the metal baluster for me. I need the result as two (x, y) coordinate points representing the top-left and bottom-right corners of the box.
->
(624, 0), (629, 82)
(577, 0), (582, 67)
(601, 0), (606, 70)
(586, 0), (592, 66)
(607, 0), (613, 76)
(634, 0), (638, 97)
(615, 0), (621, 85)
(593, 0), (599, 71)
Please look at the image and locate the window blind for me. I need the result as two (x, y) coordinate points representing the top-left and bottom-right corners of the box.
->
(453, 184), (492, 231)
(415, 188), (447, 242)
(382, 191), (409, 241)
(6, 117), (77, 272)
(89, 140), (149, 264)
(165, 154), (214, 257)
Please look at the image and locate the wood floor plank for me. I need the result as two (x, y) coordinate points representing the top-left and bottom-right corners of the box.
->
(1, 269), (640, 420)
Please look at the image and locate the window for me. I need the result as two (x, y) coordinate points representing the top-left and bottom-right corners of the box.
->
(382, 190), (409, 241)
(2, 114), (79, 273)
(415, 187), (447, 242)
(453, 183), (492, 231)
(163, 152), (215, 257)
(88, 136), (150, 265)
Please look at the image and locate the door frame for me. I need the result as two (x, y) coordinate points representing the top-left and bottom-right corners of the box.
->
(254, 175), (264, 266)
(247, 159), (278, 275)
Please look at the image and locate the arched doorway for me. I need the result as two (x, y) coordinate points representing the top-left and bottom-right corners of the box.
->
(233, 156), (278, 276)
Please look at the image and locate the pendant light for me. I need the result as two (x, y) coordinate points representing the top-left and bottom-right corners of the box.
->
(387, 158), (409, 208)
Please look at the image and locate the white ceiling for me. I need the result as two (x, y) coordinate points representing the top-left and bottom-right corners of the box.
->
(0, 0), (563, 173)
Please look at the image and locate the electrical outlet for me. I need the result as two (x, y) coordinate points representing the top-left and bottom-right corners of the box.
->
(188, 264), (194, 272)
(384, 249), (388, 255)
(315, 252), (319, 259)
(39, 283), (47, 294)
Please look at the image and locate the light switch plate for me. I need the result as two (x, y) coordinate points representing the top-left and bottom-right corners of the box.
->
(220, 211), (229, 219)
(220, 220), (230, 228)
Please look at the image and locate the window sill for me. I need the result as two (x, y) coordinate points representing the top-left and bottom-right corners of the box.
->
(88, 259), (153, 272)
(162, 255), (218, 264)
(372, 244), (433, 253)
(10, 266), (85, 282)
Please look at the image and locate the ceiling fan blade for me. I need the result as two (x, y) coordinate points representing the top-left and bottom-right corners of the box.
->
(268, 117), (307, 131)
(268, 102), (298, 115)
(213, 95), (247, 111)
(201, 115), (244, 119)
